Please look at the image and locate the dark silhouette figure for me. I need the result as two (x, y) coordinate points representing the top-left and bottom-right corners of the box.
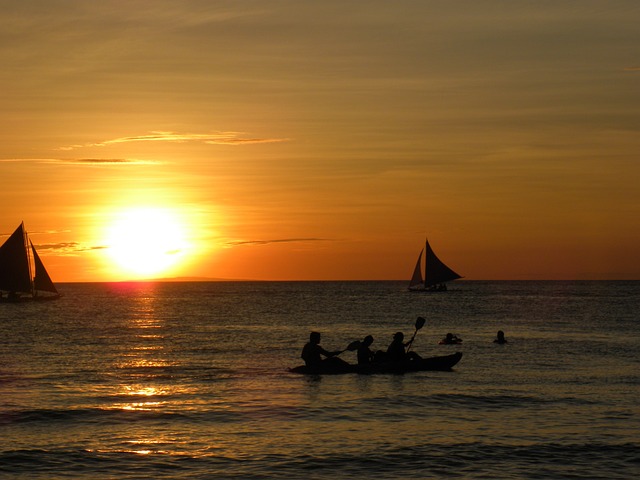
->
(494, 330), (507, 344)
(385, 332), (422, 362)
(357, 335), (375, 365)
(439, 332), (462, 345)
(301, 332), (348, 370)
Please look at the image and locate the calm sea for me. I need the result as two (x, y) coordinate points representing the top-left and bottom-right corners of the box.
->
(1, 281), (638, 479)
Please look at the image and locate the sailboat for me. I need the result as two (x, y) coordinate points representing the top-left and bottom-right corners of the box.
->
(0, 222), (61, 302)
(408, 238), (462, 291)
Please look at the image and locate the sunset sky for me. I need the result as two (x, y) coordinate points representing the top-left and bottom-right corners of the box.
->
(1, 1), (638, 282)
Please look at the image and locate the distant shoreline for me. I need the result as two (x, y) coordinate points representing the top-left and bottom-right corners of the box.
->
(56, 278), (639, 284)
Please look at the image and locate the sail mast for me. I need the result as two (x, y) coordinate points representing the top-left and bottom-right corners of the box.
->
(24, 223), (35, 296)
(424, 239), (428, 289)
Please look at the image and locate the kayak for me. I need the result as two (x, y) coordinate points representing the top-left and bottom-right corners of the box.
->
(289, 352), (462, 375)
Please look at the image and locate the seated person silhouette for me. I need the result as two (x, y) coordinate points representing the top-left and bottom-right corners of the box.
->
(385, 332), (422, 363)
(301, 331), (349, 371)
(357, 335), (375, 365)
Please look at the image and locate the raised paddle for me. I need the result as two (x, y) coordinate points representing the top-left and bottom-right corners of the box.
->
(406, 316), (426, 352)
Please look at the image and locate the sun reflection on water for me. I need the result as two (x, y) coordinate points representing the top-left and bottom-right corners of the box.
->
(99, 284), (211, 458)
(117, 288), (173, 371)
(124, 385), (164, 397)
(111, 287), (176, 412)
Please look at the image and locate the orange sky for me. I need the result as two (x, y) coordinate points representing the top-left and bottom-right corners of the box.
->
(1, 1), (639, 282)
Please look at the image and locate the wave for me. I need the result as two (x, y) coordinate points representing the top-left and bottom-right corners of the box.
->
(354, 391), (582, 412)
(0, 394), (559, 429)
(0, 407), (243, 426)
(1, 442), (638, 479)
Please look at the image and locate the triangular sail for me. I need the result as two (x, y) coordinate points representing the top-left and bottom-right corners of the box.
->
(0, 223), (32, 293)
(424, 239), (462, 286)
(408, 249), (424, 290)
(31, 241), (59, 294)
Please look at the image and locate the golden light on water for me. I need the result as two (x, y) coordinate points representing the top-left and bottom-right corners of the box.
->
(124, 386), (163, 397)
(107, 385), (166, 412)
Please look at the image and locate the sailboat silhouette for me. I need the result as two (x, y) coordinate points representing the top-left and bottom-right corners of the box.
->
(408, 238), (462, 291)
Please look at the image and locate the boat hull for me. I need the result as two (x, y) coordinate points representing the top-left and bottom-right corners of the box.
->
(289, 352), (462, 375)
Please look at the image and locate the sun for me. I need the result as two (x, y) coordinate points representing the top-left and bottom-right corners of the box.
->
(105, 207), (190, 278)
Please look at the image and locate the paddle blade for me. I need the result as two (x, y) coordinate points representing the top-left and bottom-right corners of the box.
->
(415, 316), (426, 330)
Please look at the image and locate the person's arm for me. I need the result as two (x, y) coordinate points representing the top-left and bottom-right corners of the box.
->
(318, 346), (339, 357)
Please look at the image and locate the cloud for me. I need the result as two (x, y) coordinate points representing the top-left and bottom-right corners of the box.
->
(0, 228), (105, 256)
(64, 158), (157, 165)
(624, 66), (640, 71)
(0, 158), (57, 164)
(0, 158), (154, 165)
(33, 242), (107, 255)
(226, 238), (331, 247)
(58, 131), (290, 150)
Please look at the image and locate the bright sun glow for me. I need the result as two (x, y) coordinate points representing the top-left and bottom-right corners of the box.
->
(106, 207), (189, 278)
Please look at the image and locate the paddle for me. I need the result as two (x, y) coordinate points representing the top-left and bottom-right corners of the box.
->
(335, 340), (361, 356)
(406, 316), (426, 352)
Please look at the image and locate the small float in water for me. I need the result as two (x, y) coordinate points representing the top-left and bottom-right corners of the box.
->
(439, 333), (463, 345)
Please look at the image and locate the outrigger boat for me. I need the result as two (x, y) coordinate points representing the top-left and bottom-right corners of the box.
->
(409, 238), (462, 291)
(0, 222), (61, 302)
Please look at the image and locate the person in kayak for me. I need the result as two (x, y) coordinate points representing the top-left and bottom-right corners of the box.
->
(385, 332), (422, 363)
(357, 335), (375, 365)
(301, 332), (349, 369)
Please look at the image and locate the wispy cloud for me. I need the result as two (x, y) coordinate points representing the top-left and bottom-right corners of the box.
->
(226, 238), (331, 247)
(57, 131), (290, 151)
(0, 158), (61, 164)
(0, 158), (155, 165)
(0, 229), (105, 255)
(33, 242), (107, 255)
(624, 66), (640, 71)
(64, 158), (158, 165)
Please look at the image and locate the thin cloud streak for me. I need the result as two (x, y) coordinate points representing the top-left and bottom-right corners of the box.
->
(227, 238), (332, 247)
(0, 158), (156, 165)
(33, 242), (107, 255)
(65, 158), (159, 165)
(57, 131), (290, 150)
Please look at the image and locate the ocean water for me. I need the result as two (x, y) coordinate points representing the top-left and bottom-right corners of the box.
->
(1, 281), (638, 479)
